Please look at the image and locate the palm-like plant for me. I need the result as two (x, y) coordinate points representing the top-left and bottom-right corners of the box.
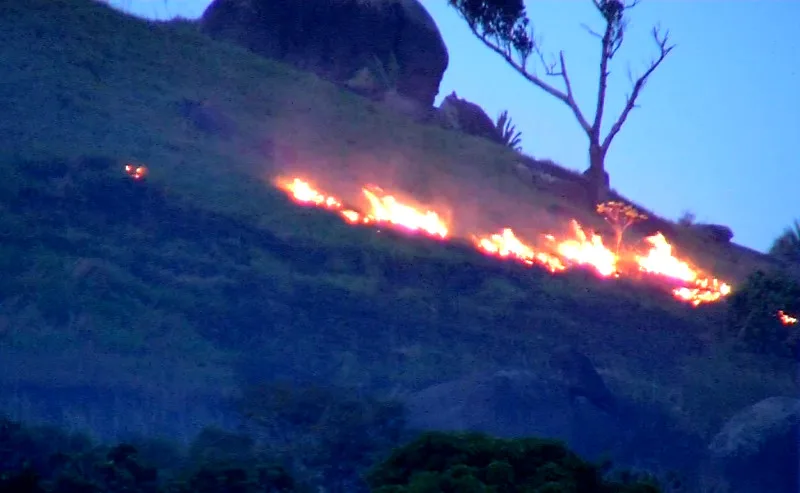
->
(769, 219), (800, 264)
(495, 110), (523, 151)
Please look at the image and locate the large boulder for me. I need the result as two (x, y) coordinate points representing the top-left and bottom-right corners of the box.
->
(404, 369), (608, 443)
(404, 356), (705, 477)
(199, 0), (449, 107)
(437, 91), (503, 143)
(549, 345), (617, 415)
(691, 223), (734, 243)
(709, 396), (800, 493)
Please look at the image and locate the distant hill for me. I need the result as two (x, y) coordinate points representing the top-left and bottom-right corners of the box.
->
(0, 1), (796, 491)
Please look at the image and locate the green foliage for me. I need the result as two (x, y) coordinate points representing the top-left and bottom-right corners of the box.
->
(0, 417), (304, 493)
(367, 431), (663, 493)
(495, 110), (523, 151)
(0, 1), (789, 483)
(0, 151), (713, 391)
(447, 0), (533, 58)
(726, 270), (800, 358)
(768, 219), (800, 264)
(238, 382), (406, 491)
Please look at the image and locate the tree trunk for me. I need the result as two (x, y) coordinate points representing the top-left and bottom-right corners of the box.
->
(583, 142), (610, 208)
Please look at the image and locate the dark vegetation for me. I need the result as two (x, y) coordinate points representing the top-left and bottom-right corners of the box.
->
(0, 417), (665, 493)
(495, 110), (523, 151)
(768, 220), (800, 264)
(368, 432), (668, 493)
(0, 0), (797, 492)
(0, 416), (305, 493)
(726, 270), (800, 358)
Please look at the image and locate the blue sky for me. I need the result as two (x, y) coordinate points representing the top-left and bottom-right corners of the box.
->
(110, 0), (799, 252)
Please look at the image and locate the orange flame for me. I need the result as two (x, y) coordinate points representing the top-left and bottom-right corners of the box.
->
(672, 279), (732, 307)
(124, 164), (148, 180)
(778, 310), (798, 326)
(637, 233), (696, 282)
(278, 178), (448, 236)
(550, 220), (618, 277)
(279, 177), (364, 224)
(636, 233), (731, 306)
(362, 186), (448, 239)
(473, 228), (565, 273)
(277, 176), (734, 307)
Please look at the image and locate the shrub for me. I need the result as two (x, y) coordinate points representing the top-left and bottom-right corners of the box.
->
(367, 431), (663, 492)
(495, 110), (523, 151)
(676, 211), (695, 227)
(726, 269), (800, 358)
(0, 417), (304, 493)
(768, 220), (800, 264)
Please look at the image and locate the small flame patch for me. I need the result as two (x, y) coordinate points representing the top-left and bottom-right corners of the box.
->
(124, 164), (148, 181)
(778, 310), (798, 326)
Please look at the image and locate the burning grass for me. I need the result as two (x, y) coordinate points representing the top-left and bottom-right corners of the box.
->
(277, 177), (732, 307)
(778, 310), (798, 326)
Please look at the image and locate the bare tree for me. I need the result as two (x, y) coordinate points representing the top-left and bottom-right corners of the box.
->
(448, 0), (675, 206)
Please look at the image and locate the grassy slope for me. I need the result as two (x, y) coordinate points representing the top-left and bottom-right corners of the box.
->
(0, 0), (794, 440)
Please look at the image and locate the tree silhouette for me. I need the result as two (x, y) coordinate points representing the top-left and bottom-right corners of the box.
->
(448, 0), (675, 206)
(769, 219), (800, 264)
(367, 431), (664, 492)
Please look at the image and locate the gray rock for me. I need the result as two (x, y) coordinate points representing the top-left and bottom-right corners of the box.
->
(404, 366), (704, 478)
(549, 345), (617, 415)
(436, 91), (502, 143)
(692, 223), (734, 243)
(709, 396), (800, 493)
(200, 0), (448, 107)
(404, 369), (580, 439)
(381, 88), (432, 122)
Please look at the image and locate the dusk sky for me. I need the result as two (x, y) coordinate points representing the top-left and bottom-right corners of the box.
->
(109, 0), (799, 252)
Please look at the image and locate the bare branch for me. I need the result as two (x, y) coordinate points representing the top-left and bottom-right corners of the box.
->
(601, 26), (675, 151)
(537, 49), (561, 77)
(461, 19), (593, 136)
(558, 52), (576, 101)
(581, 23), (603, 39)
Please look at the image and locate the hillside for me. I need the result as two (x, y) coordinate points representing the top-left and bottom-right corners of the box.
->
(0, 0), (797, 489)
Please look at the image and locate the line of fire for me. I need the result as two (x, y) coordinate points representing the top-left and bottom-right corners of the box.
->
(274, 176), (797, 327)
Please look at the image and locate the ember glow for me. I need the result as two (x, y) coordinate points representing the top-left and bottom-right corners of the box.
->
(124, 164), (148, 180)
(672, 279), (732, 307)
(636, 233), (731, 306)
(362, 186), (449, 239)
(277, 176), (733, 306)
(278, 178), (448, 237)
(778, 310), (798, 326)
(637, 233), (696, 282)
(473, 228), (565, 273)
(551, 220), (618, 277)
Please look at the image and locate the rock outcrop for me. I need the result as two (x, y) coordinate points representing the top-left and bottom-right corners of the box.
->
(692, 223), (734, 243)
(549, 345), (617, 415)
(404, 361), (704, 477)
(404, 369), (604, 441)
(200, 0), (449, 108)
(709, 396), (800, 493)
(436, 91), (502, 143)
